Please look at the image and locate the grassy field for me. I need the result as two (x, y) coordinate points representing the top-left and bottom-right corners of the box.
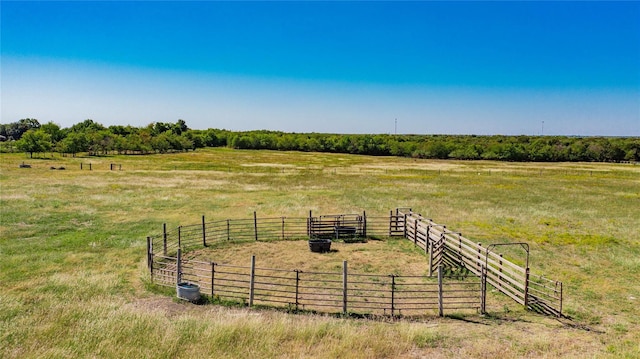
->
(1, 148), (639, 358)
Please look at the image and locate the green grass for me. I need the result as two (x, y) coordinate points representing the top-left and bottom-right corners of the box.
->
(1, 148), (639, 358)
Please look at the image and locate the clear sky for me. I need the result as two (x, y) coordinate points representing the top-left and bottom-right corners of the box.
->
(1, 1), (639, 136)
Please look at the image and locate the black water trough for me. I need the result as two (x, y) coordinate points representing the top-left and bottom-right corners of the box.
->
(309, 238), (332, 253)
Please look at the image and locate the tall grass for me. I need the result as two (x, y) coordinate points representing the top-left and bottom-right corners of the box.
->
(1, 148), (639, 358)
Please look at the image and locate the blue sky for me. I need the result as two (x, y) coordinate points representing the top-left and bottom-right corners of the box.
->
(2, 1), (639, 135)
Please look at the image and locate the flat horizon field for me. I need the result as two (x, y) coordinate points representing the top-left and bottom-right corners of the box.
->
(1, 148), (639, 358)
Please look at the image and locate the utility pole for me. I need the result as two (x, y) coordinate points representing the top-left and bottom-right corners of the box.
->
(395, 118), (397, 135)
(541, 121), (544, 136)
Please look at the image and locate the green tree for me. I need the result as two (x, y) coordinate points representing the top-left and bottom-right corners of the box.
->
(59, 132), (89, 156)
(69, 119), (105, 133)
(15, 129), (52, 158)
(183, 131), (204, 149)
(151, 132), (171, 153)
(87, 130), (115, 155)
(426, 140), (451, 159)
(0, 118), (41, 141)
(41, 122), (65, 143)
(173, 119), (189, 135)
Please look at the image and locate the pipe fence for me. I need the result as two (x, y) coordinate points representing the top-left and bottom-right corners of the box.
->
(150, 251), (482, 317)
(396, 208), (562, 316)
(147, 208), (563, 317)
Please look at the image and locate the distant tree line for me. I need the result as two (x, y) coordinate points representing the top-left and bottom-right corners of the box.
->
(1, 118), (638, 162)
(0, 118), (214, 158)
(225, 131), (639, 162)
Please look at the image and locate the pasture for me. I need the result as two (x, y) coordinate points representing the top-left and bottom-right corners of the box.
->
(1, 148), (639, 358)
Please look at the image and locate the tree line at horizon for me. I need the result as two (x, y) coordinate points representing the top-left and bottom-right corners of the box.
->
(1, 118), (639, 162)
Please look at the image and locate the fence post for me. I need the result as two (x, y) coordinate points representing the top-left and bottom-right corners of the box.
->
(342, 260), (348, 314)
(163, 223), (167, 256)
(362, 211), (367, 237)
(254, 211), (258, 241)
(388, 210), (393, 236)
(403, 213), (408, 238)
(147, 237), (154, 283)
(249, 255), (256, 307)
(481, 265), (487, 314)
(499, 254), (503, 288)
(438, 233), (445, 267)
(413, 218), (418, 245)
(425, 225), (431, 254)
(477, 243), (482, 272)
(438, 265), (444, 317)
(295, 270), (300, 311)
(226, 219), (230, 240)
(178, 226), (182, 248)
(281, 217), (285, 240)
(202, 215), (207, 247)
(524, 267), (530, 308)
(176, 248), (182, 285)
(149, 238), (154, 280)
(89, 163), (92, 171)
(559, 282), (563, 317)
(308, 210), (313, 237)
(390, 274), (396, 317)
(146, 236), (151, 271)
(428, 242), (433, 277)
(211, 262), (215, 297)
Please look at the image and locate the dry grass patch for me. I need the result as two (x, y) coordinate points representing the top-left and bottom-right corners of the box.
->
(191, 239), (430, 276)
